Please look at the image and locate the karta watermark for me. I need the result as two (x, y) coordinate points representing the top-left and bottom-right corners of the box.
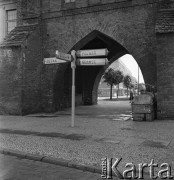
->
(101, 158), (173, 179)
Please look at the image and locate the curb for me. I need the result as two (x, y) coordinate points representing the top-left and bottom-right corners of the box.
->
(0, 148), (101, 175)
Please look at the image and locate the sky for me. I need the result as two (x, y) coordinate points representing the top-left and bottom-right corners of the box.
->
(119, 54), (144, 83)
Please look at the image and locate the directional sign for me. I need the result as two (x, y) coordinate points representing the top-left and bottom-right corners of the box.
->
(76, 48), (109, 58)
(77, 58), (108, 66)
(43, 57), (67, 64)
(55, 50), (72, 62)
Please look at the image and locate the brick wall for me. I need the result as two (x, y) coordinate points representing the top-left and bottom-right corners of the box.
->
(2, 0), (168, 115)
(0, 47), (22, 115)
(2, 0), (174, 117)
(21, 26), (42, 115)
(156, 33), (174, 119)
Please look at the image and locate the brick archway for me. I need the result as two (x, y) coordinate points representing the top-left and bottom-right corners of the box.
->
(69, 30), (129, 105)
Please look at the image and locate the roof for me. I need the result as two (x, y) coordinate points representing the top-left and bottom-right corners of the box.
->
(156, 9), (174, 33)
(0, 24), (38, 47)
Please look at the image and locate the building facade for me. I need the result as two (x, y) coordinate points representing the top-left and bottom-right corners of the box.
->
(0, 0), (174, 119)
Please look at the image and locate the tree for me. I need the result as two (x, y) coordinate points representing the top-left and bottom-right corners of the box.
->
(103, 68), (115, 100)
(114, 70), (124, 98)
(123, 75), (132, 97)
(103, 68), (124, 100)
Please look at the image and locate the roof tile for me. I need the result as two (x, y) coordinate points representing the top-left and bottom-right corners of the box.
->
(0, 24), (38, 47)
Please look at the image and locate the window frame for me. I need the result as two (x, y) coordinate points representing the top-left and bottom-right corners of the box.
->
(6, 9), (17, 34)
(0, 3), (17, 42)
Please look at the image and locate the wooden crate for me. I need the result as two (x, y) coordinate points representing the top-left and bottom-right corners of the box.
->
(132, 104), (153, 113)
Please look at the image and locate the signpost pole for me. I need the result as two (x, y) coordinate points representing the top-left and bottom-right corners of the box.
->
(71, 50), (76, 127)
(138, 65), (139, 95)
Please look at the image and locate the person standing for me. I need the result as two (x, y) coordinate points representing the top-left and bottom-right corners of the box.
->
(129, 89), (134, 103)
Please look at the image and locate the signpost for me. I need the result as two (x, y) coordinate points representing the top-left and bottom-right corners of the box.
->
(77, 58), (108, 66)
(71, 50), (76, 127)
(44, 48), (109, 128)
(43, 57), (67, 64)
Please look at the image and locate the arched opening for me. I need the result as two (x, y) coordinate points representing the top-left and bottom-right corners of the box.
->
(57, 30), (155, 119)
(98, 54), (145, 101)
(68, 30), (129, 105)
(52, 30), (156, 120)
(52, 30), (154, 119)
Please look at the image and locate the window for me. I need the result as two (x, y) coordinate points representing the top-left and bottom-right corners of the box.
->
(65, 0), (75, 3)
(6, 9), (17, 34)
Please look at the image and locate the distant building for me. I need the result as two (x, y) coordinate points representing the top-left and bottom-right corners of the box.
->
(98, 59), (137, 97)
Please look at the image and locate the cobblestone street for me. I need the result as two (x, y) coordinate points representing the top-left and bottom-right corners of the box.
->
(0, 100), (174, 179)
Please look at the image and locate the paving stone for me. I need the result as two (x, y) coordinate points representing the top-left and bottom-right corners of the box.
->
(42, 156), (68, 167)
(122, 137), (146, 146)
(104, 139), (120, 144)
(3, 149), (26, 159)
(84, 165), (95, 173)
(25, 153), (44, 161)
(68, 162), (85, 171)
(142, 139), (171, 148)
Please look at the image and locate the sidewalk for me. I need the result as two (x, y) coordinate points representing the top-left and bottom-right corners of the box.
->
(0, 101), (174, 176)
(0, 154), (101, 180)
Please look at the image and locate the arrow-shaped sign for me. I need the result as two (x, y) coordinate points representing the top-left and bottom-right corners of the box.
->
(43, 57), (67, 64)
(56, 50), (72, 62)
(76, 48), (109, 57)
(76, 58), (108, 66)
